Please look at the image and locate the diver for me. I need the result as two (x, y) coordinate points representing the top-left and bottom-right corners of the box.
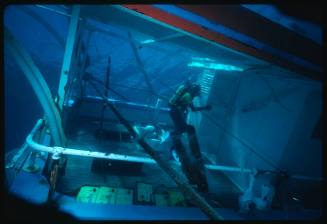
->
(168, 80), (212, 192)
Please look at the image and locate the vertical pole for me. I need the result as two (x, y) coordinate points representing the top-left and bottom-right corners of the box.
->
(57, 5), (81, 110)
(25, 151), (39, 173)
(47, 153), (61, 202)
(99, 57), (111, 132)
(78, 31), (93, 100)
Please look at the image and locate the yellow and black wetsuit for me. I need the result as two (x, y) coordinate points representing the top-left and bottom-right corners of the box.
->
(168, 84), (194, 135)
(168, 84), (209, 192)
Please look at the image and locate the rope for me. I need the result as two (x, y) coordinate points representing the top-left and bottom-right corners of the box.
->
(86, 76), (130, 101)
(127, 32), (170, 102)
(201, 112), (282, 172)
(243, 64), (291, 112)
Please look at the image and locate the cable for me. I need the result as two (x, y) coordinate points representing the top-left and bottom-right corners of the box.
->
(242, 63), (273, 73)
(201, 112), (282, 172)
(86, 75), (130, 101)
(127, 32), (170, 102)
(153, 184), (170, 194)
(243, 63), (292, 112)
(110, 83), (158, 93)
(258, 75), (291, 112)
(128, 33), (155, 93)
(93, 74), (170, 102)
(215, 74), (243, 157)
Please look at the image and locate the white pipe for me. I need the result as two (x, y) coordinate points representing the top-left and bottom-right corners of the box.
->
(205, 164), (252, 173)
(57, 5), (80, 110)
(26, 120), (157, 163)
(26, 119), (323, 181)
(26, 119), (251, 173)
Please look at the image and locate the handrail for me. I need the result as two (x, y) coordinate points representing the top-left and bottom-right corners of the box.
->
(27, 118), (322, 182)
(26, 119), (252, 173)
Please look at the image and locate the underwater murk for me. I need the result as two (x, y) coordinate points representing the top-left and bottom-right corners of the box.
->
(4, 4), (322, 221)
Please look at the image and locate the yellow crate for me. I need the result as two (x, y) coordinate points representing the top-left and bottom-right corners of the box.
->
(154, 194), (169, 207)
(95, 187), (116, 204)
(136, 183), (153, 203)
(168, 191), (185, 206)
(76, 186), (99, 203)
(76, 186), (133, 205)
(115, 188), (133, 205)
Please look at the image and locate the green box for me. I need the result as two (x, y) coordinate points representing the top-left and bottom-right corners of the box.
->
(76, 186), (133, 205)
(154, 194), (169, 206)
(136, 183), (153, 203)
(95, 187), (116, 204)
(168, 191), (185, 206)
(76, 186), (99, 203)
(115, 188), (133, 205)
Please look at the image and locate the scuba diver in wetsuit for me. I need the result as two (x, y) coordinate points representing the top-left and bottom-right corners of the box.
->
(168, 81), (212, 192)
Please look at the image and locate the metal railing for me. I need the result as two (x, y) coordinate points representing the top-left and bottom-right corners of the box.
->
(26, 118), (322, 182)
(26, 119), (253, 174)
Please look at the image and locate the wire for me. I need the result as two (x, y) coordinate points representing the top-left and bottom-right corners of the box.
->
(128, 33), (155, 93)
(258, 75), (291, 112)
(243, 63), (292, 112)
(215, 74), (243, 157)
(110, 83), (158, 93)
(127, 32), (170, 102)
(86, 75), (130, 101)
(153, 184), (170, 194)
(201, 112), (282, 172)
(242, 64), (273, 73)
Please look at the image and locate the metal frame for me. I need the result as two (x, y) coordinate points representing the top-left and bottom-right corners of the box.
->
(5, 5), (321, 219)
(84, 96), (170, 112)
(57, 5), (81, 110)
(33, 4), (322, 80)
(8, 4), (321, 183)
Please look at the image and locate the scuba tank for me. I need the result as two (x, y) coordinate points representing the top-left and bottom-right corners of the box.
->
(169, 81), (193, 107)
